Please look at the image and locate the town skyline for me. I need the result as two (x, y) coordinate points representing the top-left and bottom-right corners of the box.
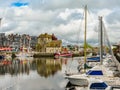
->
(0, 0), (120, 45)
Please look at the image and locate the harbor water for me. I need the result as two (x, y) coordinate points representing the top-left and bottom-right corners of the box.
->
(0, 57), (80, 90)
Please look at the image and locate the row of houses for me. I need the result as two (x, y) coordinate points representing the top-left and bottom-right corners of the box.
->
(0, 33), (65, 53)
(0, 33), (37, 52)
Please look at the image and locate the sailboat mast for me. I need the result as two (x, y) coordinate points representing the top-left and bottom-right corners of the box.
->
(84, 5), (87, 71)
(99, 16), (103, 64)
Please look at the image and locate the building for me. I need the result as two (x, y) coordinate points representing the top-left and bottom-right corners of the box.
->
(8, 34), (21, 51)
(0, 33), (6, 46)
(30, 36), (38, 50)
(37, 33), (62, 53)
(0, 33), (38, 52)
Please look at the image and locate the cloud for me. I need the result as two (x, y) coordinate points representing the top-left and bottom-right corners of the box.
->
(106, 9), (120, 24)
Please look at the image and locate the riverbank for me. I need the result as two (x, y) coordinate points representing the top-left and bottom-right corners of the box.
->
(33, 52), (82, 58)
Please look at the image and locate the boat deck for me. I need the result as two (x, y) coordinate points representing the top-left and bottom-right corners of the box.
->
(101, 77), (120, 86)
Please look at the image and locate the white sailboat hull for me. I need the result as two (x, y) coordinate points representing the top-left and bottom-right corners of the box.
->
(66, 75), (88, 86)
(66, 77), (112, 90)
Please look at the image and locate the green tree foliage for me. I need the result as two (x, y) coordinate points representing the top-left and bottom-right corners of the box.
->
(36, 44), (42, 52)
(84, 43), (93, 49)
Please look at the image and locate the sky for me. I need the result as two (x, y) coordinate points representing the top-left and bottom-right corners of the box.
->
(0, 0), (120, 46)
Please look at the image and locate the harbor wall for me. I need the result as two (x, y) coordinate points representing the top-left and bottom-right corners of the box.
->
(33, 52), (82, 58)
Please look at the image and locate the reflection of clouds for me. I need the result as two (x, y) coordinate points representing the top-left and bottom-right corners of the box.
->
(19, 78), (56, 90)
(12, 71), (62, 90)
(0, 75), (17, 89)
(48, 66), (68, 90)
(59, 79), (68, 89)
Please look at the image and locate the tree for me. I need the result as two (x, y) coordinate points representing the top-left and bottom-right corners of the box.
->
(36, 44), (42, 52)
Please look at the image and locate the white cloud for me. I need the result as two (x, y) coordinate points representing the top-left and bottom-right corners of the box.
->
(58, 8), (71, 21)
(97, 9), (112, 17)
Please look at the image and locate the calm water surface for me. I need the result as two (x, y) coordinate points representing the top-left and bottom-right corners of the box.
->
(0, 57), (80, 90)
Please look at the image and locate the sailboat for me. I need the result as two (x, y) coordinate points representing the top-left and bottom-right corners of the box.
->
(65, 5), (119, 88)
(65, 5), (91, 86)
(16, 46), (33, 57)
(65, 80), (112, 90)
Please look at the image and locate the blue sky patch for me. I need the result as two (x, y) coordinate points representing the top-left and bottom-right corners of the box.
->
(11, 1), (29, 7)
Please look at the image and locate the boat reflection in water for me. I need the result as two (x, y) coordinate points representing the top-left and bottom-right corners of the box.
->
(0, 58), (31, 75)
(0, 57), (68, 78)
